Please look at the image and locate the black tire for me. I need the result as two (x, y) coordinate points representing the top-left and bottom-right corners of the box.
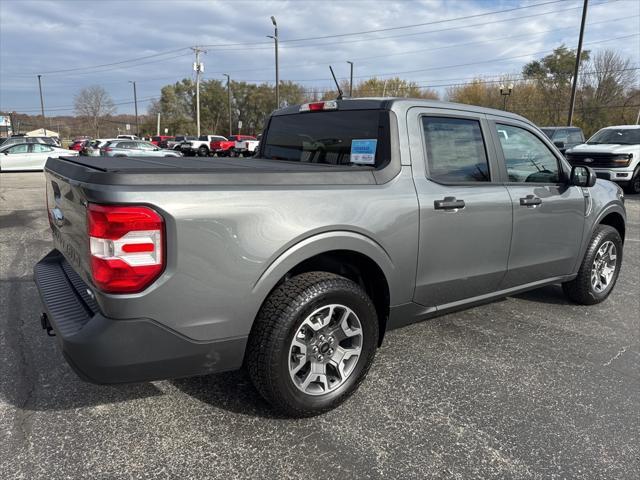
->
(198, 146), (209, 157)
(246, 272), (379, 417)
(624, 167), (640, 194)
(562, 225), (623, 305)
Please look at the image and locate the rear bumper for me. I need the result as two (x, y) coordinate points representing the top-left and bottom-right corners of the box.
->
(34, 250), (246, 384)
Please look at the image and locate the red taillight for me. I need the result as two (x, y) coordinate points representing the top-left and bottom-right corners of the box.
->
(102, 147), (112, 152)
(87, 204), (165, 293)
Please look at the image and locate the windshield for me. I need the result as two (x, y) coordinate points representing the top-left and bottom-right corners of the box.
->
(587, 128), (640, 145)
(261, 109), (386, 167)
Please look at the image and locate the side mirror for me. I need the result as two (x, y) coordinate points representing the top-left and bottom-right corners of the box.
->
(554, 140), (565, 149)
(570, 165), (596, 188)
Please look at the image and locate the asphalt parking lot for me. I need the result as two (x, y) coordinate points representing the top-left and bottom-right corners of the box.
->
(1, 172), (638, 480)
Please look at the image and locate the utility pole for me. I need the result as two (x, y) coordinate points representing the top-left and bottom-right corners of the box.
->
(129, 81), (139, 136)
(223, 74), (232, 136)
(268, 16), (279, 109)
(37, 74), (46, 136)
(568, 0), (588, 126)
(347, 61), (354, 97)
(157, 113), (161, 136)
(192, 47), (205, 136)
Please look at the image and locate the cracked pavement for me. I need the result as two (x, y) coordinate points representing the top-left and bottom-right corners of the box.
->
(1, 172), (639, 479)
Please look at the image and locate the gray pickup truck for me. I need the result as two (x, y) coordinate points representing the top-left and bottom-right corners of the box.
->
(35, 98), (626, 417)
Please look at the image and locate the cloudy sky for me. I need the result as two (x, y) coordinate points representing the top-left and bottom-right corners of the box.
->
(0, 0), (638, 116)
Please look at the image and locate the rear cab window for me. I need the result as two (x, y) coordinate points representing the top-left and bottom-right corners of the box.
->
(261, 109), (390, 167)
(422, 117), (490, 183)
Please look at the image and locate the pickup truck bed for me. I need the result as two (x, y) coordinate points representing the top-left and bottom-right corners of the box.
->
(47, 155), (378, 185)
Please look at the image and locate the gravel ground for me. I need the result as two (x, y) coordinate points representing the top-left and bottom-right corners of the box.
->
(1, 172), (638, 479)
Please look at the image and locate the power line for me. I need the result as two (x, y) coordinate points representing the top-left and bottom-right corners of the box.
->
(4, 0), (611, 79)
(199, 0), (618, 52)
(203, 0), (569, 47)
(236, 33), (640, 83)
(200, 14), (634, 77)
(33, 48), (192, 76)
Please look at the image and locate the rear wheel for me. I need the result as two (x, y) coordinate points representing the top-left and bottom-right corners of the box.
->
(246, 272), (379, 417)
(198, 146), (209, 157)
(562, 225), (622, 305)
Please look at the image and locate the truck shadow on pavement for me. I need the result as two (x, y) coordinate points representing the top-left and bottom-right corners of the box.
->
(171, 371), (287, 419)
(512, 284), (572, 306)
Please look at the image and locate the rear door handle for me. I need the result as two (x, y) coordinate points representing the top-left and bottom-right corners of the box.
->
(520, 195), (542, 207)
(434, 197), (465, 210)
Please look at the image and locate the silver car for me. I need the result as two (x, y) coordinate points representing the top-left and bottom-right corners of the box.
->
(101, 140), (182, 157)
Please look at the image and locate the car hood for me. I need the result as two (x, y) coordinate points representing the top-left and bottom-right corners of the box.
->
(567, 144), (638, 154)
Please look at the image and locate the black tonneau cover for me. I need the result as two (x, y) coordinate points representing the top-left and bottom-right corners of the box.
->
(45, 156), (380, 186)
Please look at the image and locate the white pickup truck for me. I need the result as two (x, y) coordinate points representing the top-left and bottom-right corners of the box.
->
(565, 125), (640, 194)
(232, 136), (259, 157)
(181, 135), (227, 157)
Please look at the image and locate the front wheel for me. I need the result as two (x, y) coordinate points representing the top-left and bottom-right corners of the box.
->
(246, 272), (379, 417)
(563, 225), (623, 305)
(625, 168), (640, 194)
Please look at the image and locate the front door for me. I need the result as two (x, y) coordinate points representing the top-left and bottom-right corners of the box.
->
(408, 109), (513, 307)
(489, 120), (585, 287)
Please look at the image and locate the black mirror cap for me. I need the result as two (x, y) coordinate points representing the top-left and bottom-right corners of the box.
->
(570, 165), (597, 187)
(554, 140), (565, 149)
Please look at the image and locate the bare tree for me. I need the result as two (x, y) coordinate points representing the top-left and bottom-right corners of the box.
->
(74, 85), (116, 136)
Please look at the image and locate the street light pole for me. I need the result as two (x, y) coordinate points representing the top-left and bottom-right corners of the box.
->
(129, 81), (139, 137)
(500, 83), (514, 111)
(347, 61), (354, 97)
(268, 16), (279, 110)
(568, 0), (589, 126)
(223, 74), (232, 136)
(37, 74), (46, 136)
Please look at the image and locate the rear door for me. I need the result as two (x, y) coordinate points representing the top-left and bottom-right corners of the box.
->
(408, 108), (513, 307)
(31, 143), (54, 169)
(488, 118), (585, 287)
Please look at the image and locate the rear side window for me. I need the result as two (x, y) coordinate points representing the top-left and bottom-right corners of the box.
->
(32, 144), (53, 152)
(495, 124), (560, 183)
(422, 117), (490, 183)
(262, 110), (388, 167)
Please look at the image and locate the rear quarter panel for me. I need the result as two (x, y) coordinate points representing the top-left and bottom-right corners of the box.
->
(78, 170), (419, 341)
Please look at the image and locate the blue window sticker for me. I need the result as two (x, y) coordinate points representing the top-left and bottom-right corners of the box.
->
(350, 139), (377, 165)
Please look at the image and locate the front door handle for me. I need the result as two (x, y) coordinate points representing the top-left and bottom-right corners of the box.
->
(520, 195), (542, 207)
(434, 197), (465, 210)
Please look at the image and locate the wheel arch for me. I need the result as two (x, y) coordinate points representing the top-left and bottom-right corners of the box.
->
(251, 231), (395, 345)
(599, 211), (626, 241)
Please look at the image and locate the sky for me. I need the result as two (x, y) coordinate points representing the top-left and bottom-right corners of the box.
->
(0, 0), (638, 116)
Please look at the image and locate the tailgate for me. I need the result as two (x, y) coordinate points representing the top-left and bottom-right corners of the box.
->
(45, 169), (92, 282)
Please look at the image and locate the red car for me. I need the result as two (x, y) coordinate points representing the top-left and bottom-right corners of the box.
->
(151, 135), (173, 147)
(69, 140), (90, 152)
(210, 135), (255, 156)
